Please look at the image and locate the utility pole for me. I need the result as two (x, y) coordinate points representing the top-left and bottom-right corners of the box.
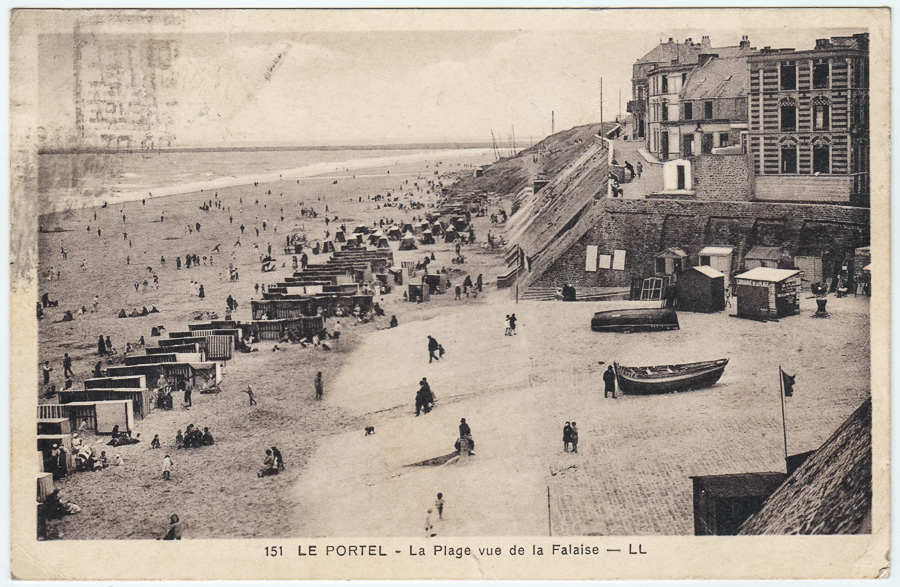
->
(600, 78), (604, 130)
(551, 110), (555, 135)
(619, 88), (622, 119)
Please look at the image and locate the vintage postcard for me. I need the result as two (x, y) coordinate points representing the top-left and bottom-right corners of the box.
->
(9, 7), (890, 580)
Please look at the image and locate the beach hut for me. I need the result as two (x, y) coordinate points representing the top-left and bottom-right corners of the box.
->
(419, 230), (435, 245)
(444, 228), (458, 243)
(698, 246), (735, 289)
(368, 231), (384, 245)
(321, 240), (336, 254)
(353, 223), (370, 235)
(376, 237), (391, 250)
(734, 267), (801, 320)
(386, 226), (402, 240)
(744, 246), (788, 270)
(334, 231), (347, 243)
(655, 247), (690, 278)
(399, 235), (418, 250)
(399, 222), (413, 234)
(431, 223), (444, 236)
(408, 283), (429, 302)
(676, 266), (726, 313)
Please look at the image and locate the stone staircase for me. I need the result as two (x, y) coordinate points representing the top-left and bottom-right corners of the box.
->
(520, 286), (630, 302)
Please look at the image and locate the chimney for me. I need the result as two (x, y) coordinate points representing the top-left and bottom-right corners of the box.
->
(698, 53), (718, 67)
(815, 38), (831, 50)
(701, 35), (711, 48)
(740, 35), (750, 50)
(668, 37), (674, 44)
(685, 38), (692, 45)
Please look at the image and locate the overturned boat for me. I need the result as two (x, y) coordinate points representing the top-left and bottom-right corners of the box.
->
(590, 307), (679, 333)
(613, 358), (729, 395)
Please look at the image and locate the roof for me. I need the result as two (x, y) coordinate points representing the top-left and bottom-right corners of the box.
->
(637, 41), (702, 66)
(655, 247), (689, 259)
(746, 246), (784, 260)
(735, 267), (800, 283)
(681, 56), (750, 101)
(699, 246), (734, 256)
(739, 399), (872, 535)
(690, 472), (787, 498)
(692, 265), (725, 278)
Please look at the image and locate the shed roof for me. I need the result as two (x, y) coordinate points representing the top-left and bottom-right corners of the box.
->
(699, 246), (734, 256)
(746, 246), (784, 260)
(692, 265), (725, 278)
(690, 472), (787, 498)
(735, 267), (801, 283)
(739, 399), (871, 535)
(656, 247), (689, 259)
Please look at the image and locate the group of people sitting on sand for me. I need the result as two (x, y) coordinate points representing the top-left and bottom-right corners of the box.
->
(258, 446), (285, 477)
(117, 306), (160, 319)
(107, 425), (141, 447)
(175, 424), (215, 449)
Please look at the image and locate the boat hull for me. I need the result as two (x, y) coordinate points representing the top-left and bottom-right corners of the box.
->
(614, 359), (729, 395)
(591, 308), (679, 333)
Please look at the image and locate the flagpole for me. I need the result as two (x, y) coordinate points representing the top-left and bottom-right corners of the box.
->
(779, 366), (788, 463)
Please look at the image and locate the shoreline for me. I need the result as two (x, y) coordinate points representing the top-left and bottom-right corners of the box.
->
(39, 147), (494, 217)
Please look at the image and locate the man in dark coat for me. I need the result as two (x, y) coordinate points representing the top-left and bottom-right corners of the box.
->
(415, 378), (434, 416)
(427, 335), (440, 363)
(603, 365), (617, 399)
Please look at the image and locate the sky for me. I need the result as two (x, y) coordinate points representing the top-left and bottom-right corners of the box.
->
(27, 11), (868, 149)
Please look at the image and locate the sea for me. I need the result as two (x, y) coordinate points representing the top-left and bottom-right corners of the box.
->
(37, 147), (495, 215)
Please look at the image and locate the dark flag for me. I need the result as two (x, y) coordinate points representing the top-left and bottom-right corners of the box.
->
(781, 368), (796, 397)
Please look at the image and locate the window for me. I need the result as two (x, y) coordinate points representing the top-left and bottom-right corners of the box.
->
(781, 143), (797, 174)
(661, 99), (668, 121)
(682, 73), (688, 86)
(813, 144), (830, 174)
(812, 100), (830, 130)
(683, 102), (693, 120)
(655, 258), (667, 274)
(661, 75), (668, 93)
(780, 100), (797, 131)
(813, 60), (829, 89)
(780, 63), (797, 90)
(704, 101), (713, 119)
(719, 133), (729, 147)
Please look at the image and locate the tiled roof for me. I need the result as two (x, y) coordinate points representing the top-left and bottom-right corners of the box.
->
(637, 41), (702, 65)
(682, 56), (750, 100)
(739, 399), (872, 535)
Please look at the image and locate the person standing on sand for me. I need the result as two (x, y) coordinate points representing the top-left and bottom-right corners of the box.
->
(41, 361), (53, 385)
(244, 385), (257, 406)
(435, 493), (445, 520)
(315, 372), (323, 399)
(569, 422), (579, 454)
(508, 314), (517, 335)
(162, 455), (173, 480)
(563, 422), (572, 452)
(636, 161), (643, 178)
(603, 365), (617, 399)
(425, 509), (436, 538)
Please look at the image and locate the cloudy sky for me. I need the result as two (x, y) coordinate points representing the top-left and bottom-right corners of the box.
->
(27, 10), (866, 148)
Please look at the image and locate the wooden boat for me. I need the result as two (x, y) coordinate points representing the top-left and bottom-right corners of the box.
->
(590, 307), (679, 333)
(614, 358), (729, 395)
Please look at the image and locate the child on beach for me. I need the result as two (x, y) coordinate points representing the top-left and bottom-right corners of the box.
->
(435, 493), (445, 520)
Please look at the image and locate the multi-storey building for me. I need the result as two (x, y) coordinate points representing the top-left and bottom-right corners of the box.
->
(644, 36), (754, 161)
(747, 33), (869, 206)
(629, 37), (705, 142)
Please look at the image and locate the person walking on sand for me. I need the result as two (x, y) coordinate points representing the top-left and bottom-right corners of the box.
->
(508, 313), (517, 335)
(62, 353), (73, 378)
(603, 365), (617, 399)
(563, 421), (572, 452)
(315, 372), (323, 400)
(636, 161), (643, 178)
(243, 384), (257, 406)
(570, 422), (579, 454)
(427, 335), (440, 363)
(435, 493), (445, 520)
(162, 454), (173, 480)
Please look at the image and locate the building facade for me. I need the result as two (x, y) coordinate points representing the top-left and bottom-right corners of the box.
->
(747, 33), (869, 206)
(630, 37), (706, 142)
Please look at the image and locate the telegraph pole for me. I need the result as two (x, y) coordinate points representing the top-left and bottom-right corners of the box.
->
(600, 78), (604, 129)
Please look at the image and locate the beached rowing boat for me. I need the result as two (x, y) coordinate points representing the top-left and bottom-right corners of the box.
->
(590, 307), (679, 333)
(613, 358), (729, 395)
